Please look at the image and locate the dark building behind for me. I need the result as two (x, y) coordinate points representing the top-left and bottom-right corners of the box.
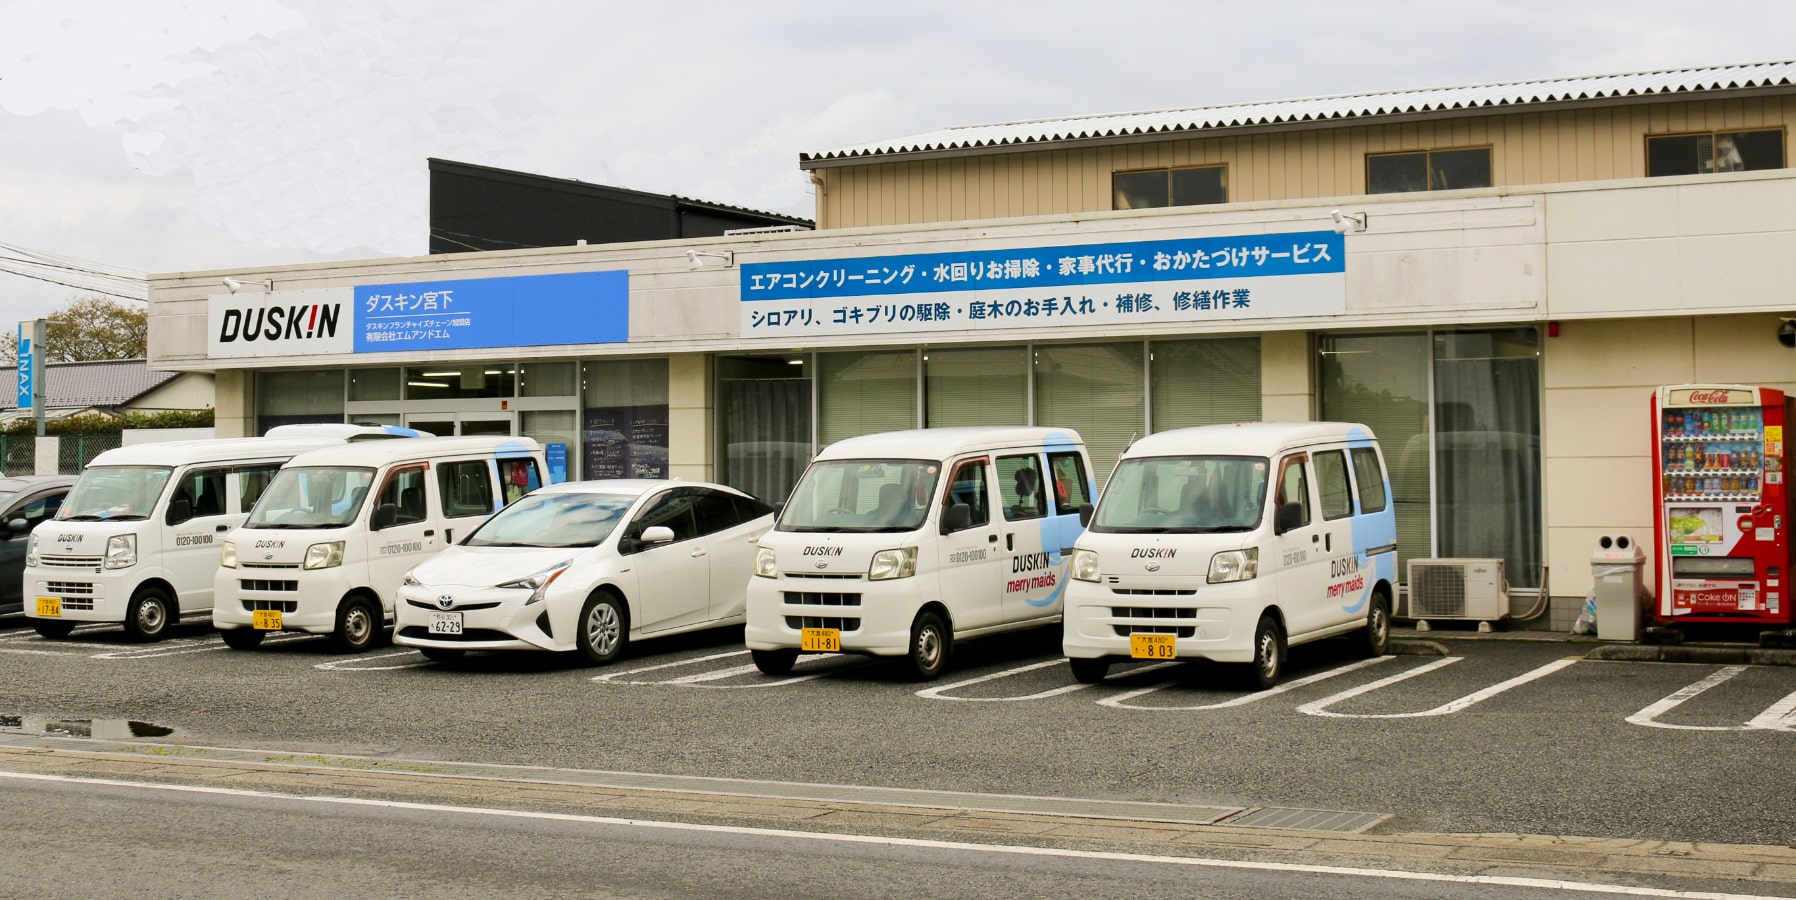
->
(428, 158), (812, 254)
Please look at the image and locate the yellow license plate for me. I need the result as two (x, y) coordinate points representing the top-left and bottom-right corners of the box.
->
(800, 627), (840, 652)
(36, 597), (60, 617)
(1130, 633), (1176, 659)
(252, 609), (283, 631)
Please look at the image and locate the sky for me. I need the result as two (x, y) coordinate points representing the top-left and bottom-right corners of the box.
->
(1, 1), (1793, 325)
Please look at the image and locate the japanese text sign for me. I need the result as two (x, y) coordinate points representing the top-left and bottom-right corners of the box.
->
(354, 270), (628, 353)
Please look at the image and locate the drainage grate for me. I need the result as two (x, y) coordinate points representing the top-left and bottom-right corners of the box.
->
(1218, 806), (1386, 833)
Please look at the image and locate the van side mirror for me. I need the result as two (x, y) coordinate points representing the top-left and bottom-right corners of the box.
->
(1077, 503), (1094, 527)
(1275, 502), (1304, 534)
(940, 502), (972, 534)
(3, 517), (23, 537)
(371, 503), (397, 531)
(640, 525), (676, 545)
(772, 501), (786, 519)
(165, 499), (192, 526)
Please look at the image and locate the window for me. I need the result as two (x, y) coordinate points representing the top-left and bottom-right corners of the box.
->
(1351, 447), (1387, 514)
(819, 350), (917, 444)
(376, 465), (429, 527)
(997, 454), (1047, 521)
(627, 491), (697, 547)
(405, 365), (515, 400)
(1047, 452), (1090, 513)
(690, 488), (743, 536)
(732, 493), (775, 522)
(1368, 148), (1491, 194)
(171, 467), (228, 520)
(236, 465), (282, 513)
(943, 459), (990, 531)
(1313, 450), (1353, 520)
(1150, 338), (1261, 431)
(1275, 455), (1310, 529)
(10, 492), (62, 529)
(925, 346), (1026, 428)
(438, 460), (496, 518)
(1035, 343), (1142, 488)
(497, 459), (541, 505)
(1113, 165), (1227, 209)
(1648, 129), (1784, 176)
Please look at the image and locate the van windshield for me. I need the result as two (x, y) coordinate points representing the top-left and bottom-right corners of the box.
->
(57, 466), (173, 521)
(464, 492), (634, 548)
(779, 459), (941, 533)
(246, 467), (376, 529)
(1092, 456), (1269, 533)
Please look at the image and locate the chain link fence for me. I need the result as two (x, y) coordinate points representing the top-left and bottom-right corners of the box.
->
(59, 433), (122, 475)
(0, 435), (33, 476)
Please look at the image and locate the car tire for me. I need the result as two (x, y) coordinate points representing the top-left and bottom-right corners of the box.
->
(32, 619), (76, 639)
(419, 646), (465, 663)
(331, 596), (381, 653)
(1068, 657), (1110, 684)
(123, 587), (173, 643)
(751, 648), (799, 676)
(1357, 592), (1390, 658)
(219, 628), (265, 651)
(576, 593), (627, 665)
(1245, 614), (1285, 691)
(905, 610), (951, 682)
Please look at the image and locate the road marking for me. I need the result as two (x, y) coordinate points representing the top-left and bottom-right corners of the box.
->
(93, 633), (307, 659)
(1298, 658), (1579, 719)
(1098, 656), (1396, 710)
(0, 769), (1777, 900)
(1627, 666), (1796, 732)
(315, 650), (432, 671)
(593, 650), (866, 687)
(916, 659), (1181, 702)
(0, 647), (78, 656)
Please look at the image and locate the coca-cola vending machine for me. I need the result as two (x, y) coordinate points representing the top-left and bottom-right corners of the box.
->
(1651, 384), (1795, 636)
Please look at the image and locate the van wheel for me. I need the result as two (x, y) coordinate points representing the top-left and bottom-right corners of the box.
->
(1357, 592), (1391, 658)
(1069, 658), (1109, 684)
(331, 596), (380, 653)
(124, 587), (173, 643)
(220, 628), (265, 650)
(905, 611), (951, 681)
(1245, 615), (1285, 691)
(419, 646), (465, 663)
(576, 594), (627, 665)
(751, 648), (799, 676)
(32, 619), (76, 639)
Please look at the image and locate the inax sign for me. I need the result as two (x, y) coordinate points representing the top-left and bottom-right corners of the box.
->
(208, 288), (354, 358)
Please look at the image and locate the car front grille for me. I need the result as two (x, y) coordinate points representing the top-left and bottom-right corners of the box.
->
(397, 626), (512, 643)
(1111, 606), (1199, 638)
(45, 581), (94, 596)
(240, 579), (298, 592)
(786, 616), (861, 631)
(39, 555), (103, 569)
(242, 599), (298, 613)
(784, 591), (862, 607)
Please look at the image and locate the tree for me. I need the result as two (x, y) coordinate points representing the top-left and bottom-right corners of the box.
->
(1, 295), (148, 363)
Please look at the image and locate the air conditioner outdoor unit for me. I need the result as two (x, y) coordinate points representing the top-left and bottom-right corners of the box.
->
(1406, 558), (1509, 623)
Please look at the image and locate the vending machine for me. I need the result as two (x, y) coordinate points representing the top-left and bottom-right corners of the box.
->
(1651, 384), (1795, 633)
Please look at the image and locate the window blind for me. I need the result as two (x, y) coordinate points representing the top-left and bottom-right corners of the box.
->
(926, 346), (1027, 428)
(819, 350), (918, 446)
(1034, 343), (1143, 487)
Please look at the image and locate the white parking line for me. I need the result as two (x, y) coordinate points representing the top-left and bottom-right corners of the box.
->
(915, 659), (1181, 702)
(315, 650), (433, 672)
(1298, 658), (1579, 719)
(1098, 656), (1396, 710)
(1627, 666), (1796, 732)
(94, 633), (315, 660)
(593, 650), (867, 687)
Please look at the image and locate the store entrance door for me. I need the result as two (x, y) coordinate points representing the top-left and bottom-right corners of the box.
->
(406, 412), (516, 437)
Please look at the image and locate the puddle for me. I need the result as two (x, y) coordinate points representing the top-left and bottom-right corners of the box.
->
(0, 716), (174, 739)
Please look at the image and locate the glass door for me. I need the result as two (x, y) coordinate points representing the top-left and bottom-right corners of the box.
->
(405, 412), (516, 436)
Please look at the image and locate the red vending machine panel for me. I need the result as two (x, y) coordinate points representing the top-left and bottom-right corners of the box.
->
(1651, 384), (1794, 628)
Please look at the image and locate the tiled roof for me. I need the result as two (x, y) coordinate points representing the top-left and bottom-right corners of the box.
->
(0, 358), (177, 411)
(802, 60), (1796, 165)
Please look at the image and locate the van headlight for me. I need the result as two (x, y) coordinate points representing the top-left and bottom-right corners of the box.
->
(497, 562), (570, 605)
(1208, 548), (1259, 583)
(26, 532), (39, 568)
(868, 547), (917, 581)
(753, 546), (779, 578)
(1072, 548), (1102, 582)
(104, 534), (137, 569)
(303, 541), (345, 570)
(220, 541), (237, 569)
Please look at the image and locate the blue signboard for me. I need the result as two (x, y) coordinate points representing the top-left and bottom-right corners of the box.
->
(545, 443), (568, 484)
(16, 324), (31, 411)
(354, 271), (628, 353)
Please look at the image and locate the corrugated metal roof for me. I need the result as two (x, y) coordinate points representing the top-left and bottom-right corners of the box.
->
(0, 359), (177, 411)
(803, 60), (1796, 165)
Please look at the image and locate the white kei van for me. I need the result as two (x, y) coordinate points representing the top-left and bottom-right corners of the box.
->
(22, 424), (425, 641)
(745, 427), (1096, 680)
(1062, 422), (1397, 689)
(213, 435), (547, 652)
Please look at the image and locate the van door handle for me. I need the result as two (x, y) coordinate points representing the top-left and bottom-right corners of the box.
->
(215, 525), (230, 533)
(445, 529), (453, 544)
(424, 530), (435, 537)
(691, 548), (707, 558)
(1006, 533), (1014, 551)
(988, 534), (998, 543)
(1325, 533), (1332, 552)
(1311, 534), (1320, 543)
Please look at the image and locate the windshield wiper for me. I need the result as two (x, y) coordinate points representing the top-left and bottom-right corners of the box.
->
(58, 515), (105, 521)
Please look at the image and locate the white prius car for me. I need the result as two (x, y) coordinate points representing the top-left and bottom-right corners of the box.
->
(393, 479), (775, 664)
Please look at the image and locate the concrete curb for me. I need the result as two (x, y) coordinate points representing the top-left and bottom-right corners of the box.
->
(1387, 639), (1449, 657)
(1584, 644), (1796, 666)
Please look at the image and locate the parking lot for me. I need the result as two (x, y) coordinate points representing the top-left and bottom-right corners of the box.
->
(1, 617), (1792, 846)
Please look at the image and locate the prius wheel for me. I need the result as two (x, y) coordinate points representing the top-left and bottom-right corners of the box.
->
(905, 611), (951, 682)
(124, 587), (173, 643)
(577, 594), (627, 665)
(751, 648), (799, 676)
(419, 646), (466, 663)
(1069, 657), (1110, 684)
(1357, 592), (1390, 658)
(331, 596), (380, 653)
(220, 628), (265, 651)
(1245, 614), (1285, 691)
(32, 619), (76, 639)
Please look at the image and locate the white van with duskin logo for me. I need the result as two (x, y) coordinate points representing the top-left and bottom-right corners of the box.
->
(745, 427), (1095, 681)
(23, 424), (425, 641)
(213, 436), (547, 652)
(1062, 422), (1397, 689)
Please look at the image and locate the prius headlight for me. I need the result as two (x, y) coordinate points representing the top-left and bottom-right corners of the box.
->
(303, 541), (344, 570)
(1072, 548), (1101, 583)
(868, 547), (917, 581)
(497, 562), (571, 605)
(104, 534), (136, 569)
(402, 571), (421, 586)
(1208, 548), (1259, 583)
(220, 540), (237, 569)
(753, 546), (778, 578)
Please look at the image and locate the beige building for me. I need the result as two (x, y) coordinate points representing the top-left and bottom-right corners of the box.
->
(145, 60), (1796, 628)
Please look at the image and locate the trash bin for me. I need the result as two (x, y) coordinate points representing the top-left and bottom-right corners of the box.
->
(1591, 535), (1645, 641)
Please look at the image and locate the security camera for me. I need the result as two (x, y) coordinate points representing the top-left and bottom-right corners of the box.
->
(1329, 209), (1366, 234)
(1779, 317), (1796, 348)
